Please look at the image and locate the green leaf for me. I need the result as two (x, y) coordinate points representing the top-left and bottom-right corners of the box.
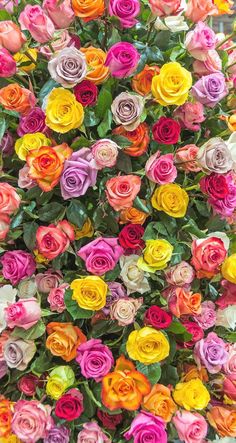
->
(160, 364), (178, 386)
(0, 116), (6, 143)
(66, 199), (87, 228)
(38, 202), (65, 222)
(105, 265), (120, 281)
(207, 215), (227, 232)
(97, 110), (112, 138)
(39, 79), (59, 103)
(167, 321), (187, 334)
(136, 362), (161, 385)
(23, 222), (38, 250)
(84, 109), (100, 127)
(31, 352), (52, 375)
(12, 320), (46, 340)
(95, 87), (113, 120)
(133, 196), (150, 214)
(182, 218), (207, 239)
(71, 136), (92, 149)
(64, 289), (93, 319)
(116, 151), (132, 173)
(111, 134), (132, 148)
(0, 10), (11, 20)
(11, 211), (24, 229)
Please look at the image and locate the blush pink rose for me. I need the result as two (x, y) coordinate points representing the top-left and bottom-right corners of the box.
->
(0, 214), (10, 241)
(148, 0), (182, 17)
(0, 183), (21, 215)
(185, 21), (216, 61)
(223, 375), (236, 401)
(175, 145), (201, 173)
(145, 152), (177, 185)
(42, 0), (74, 29)
(47, 283), (68, 313)
(91, 139), (119, 169)
(18, 165), (37, 189)
(223, 343), (236, 378)
(35, 269), (62, 293)
(193, 50), (222, 77)
(40, 30), (72, 58)
(77, 422), (111, 443)
(19, 5), (55, 43)
(5, 297), (41, 330)
(0, 48), (16, 77)
(12, 400), (53, 443)
(194, 301), (216, 330)
(0, 21), (26, 53)
(165, 261), (195, 287)
(191, 237), (227, 278)
(173, 410), (208, 443)
(217, 280), (236, 309)
(173, 102), (205, 132)
(185, 0), (217, 23)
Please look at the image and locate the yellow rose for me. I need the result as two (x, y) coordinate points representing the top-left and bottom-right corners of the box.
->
(33, 249), (49, 265)
(1, 435), (21, 443)
(14, 48), (37, 72)
(45, 88), (84, 133)
(173, 379), (210, 410)
(70, 276), (108, 310)
(138, 239), (173, 273)
(126, 326), (170, 364)
(74, 218), (94, 240)
(46, 366), (75, 400)
(15, 132), (51, 161)
(151, 184), (189, 218)
(151, 62), (192, 106)
(221, 254), (236, 284)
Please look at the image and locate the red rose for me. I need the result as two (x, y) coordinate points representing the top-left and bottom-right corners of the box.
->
(55, 388), (84, 421)
(97, 410), (123, 430)
(200, 173), (229, 199)
(152, 117), (181, 144)
(144, 306), (172, 329)
(74, 80), (98, 107)
(68, 34), (81, 49)
(118, 224), (145, 255)
(181, 321), (204, 348)
(17, 374), (40, 396)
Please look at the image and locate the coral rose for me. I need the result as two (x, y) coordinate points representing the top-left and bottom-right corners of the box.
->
(207, 406), (236, 437)
(113, 123), (150, 157)
(132, 65), (159, 96)
(185, 0), (217, 22)
(106, 175), (141, 211)
(0, 84), (36, 115)
(80, 47), (109, 84)
(191, 236), (227, 278)
(166, 287), (202, 317)
(142, 384), (177, 422)
(0, 21), (26, 53)
(0, 183), (21, 215)
(46, 322), (86, 362)
(36, 222), (74, 260)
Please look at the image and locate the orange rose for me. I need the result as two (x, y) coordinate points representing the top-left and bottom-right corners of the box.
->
(0, 21), (26, 53)
(80, 47), (109, 85)
(0, 84), (36, 115)
(142, 384), (177, 422)
(207, 406), (236, 437)
(227, 114), (236, 132)
(182, 364), (209, 383)
(113, 123), (150, 157)
(119, 205), (149, 225)
(167, 287), (201, 317)
(0, 397), (13, 438)
(132, 65), (160, 96)
(102, 355), (151, 411)
(46, 322), (86, 362)
(72, 0), (105, 21)
(27, 144), (72, 192)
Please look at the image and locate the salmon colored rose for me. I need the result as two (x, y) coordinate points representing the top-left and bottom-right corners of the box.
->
(0, 183), (21, 216)
(112, 123), (150, 157)
(191, 237), (227, 279)
(132, 65), (160, 96)
(142, 384), (177, 422)
(185, 0), (218, 22)
(80, 47), (109, 85)
(102, 355), (151, 411)
(36, 221), (74, 260)
(0, 21), (26, 53)
(106, 175), (141, 211)
(119, 206), (149, 225)
(46, 322), (86, 362)
(207, 406), (236, 437)
(0, 397), (13, 437)
(0, 84), (36, 115)
(27, 144), (72, 192)
(165, 287), (202, 317)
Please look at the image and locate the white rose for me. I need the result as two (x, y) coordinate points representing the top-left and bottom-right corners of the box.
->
(0, 285), (17, 333)
(155, 16), (189, 33)
(216, 305), (236, 330)
(120, 255), (150, 295)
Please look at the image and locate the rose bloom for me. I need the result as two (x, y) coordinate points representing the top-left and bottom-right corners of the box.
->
(74, 80), (98, 107)
(223, 375), (236, 401)
(0, 48), (16, 77)
(185, 21), (216, 61)
(124, 411), (167, 443)
(46, 366), (75, 400)
(120, 255), (150, 295)
(76, 338), (114, 381)
(0, 183), (21, 216)
(192, 73), (228, 108)
(118, 224), (145, 255)
(218, 280), (236, 309)
(74, 218), (94, 240)
(44, 426), (70, 443)
(0, 214), (10, 241)
(110, 297), (143, 326)
(193, 50), (222, 77)
(4, 337), (36, 371)
(152, 117), (181, 144)
(80, 46), (109, 85)
(0, 250), (36, 286)
(18, 165), (36, 190)
(17, 107), (48, 137)
(5, 297), (41, 330)
(223, 343), (236, 378)
(132, 65), (159, 96)
(145, 152), (177, 185)
(148, 0), (182, 16)
(185, 0), (217, 22)
(173, 411), (208, 443)
(77, 422), (111, 443)
(0, 397), (13, 437)
(0, 286), (17, 333)
(35, 269), (62, 293)
(142, 384), (176, 422)
(40, 30), (72, 58)
(138, 239), (173, 273)
(15, 132), (51, 161)
(17, 374), (40, 397)
(152, 62), (192, 106)
(197, 137), (233, 174)
(72, 0), (105, 21)
(45, 87), (84, 133)
(191, 236), (227, 278)
(47, 283), (68, 313)
(173, 378), (210, 411)
(200, 172), (230, 200)
(127, 326), (170, 364)
(194, 300), (216, 330)
(0, 83), (36, 115)
(165, 261), (195, 286)
(105, 42), (140, 79)
(144, 306), (172, 329)
(46, 322), (86, 362)
(151, 184), (189, 218)
(194, 332), (229, 374)
(109, 0), (140, 28)
(216, 305), (236, 330)
(19, 5), (55, 44)
(111, 92), (144, 131)
(71, 276), (108, 311)
(106, 175), (141, 211)
(113, 123), (150, 157)
(0, 131), (14, 157)
(77, 237), (123, 275)
(173, 101), (205, 132)
(55, 388), (84, 421)
(207, 406), (236, 437)
(91, 139), (119, 169)
(97, 410), (123, 430)
(42, 0), (74, 28)
(48, 47), (87, 88)
(36, 222), (74, 260)
(165, 287), (202, 317)
(182, 321), (204, 348)
(103, 282), (126, 314)
(119, 206), (149, 225)
(11, 400), (53, 443)
(0, 20), (26, 53)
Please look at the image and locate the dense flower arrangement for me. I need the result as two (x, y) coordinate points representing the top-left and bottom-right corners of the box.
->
(0, 0), (236, 441)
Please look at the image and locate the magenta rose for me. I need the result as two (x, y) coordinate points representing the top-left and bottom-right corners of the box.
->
(19, 4), (55, 43)
(192, 73), (228, 108)
(194, 332), (229, 374)
(144, 305), (172, 329)
(109, 0), (140, 28)
(217, 280), (236, 309)
(0, 48), (16, 77)
(76, 338), (114, 382)
(145, 151), (177, 184)
(173, 410), (208, 443)
(17, 107), (48, 137)
(105, 42), (140, 78)
(77, 237), (124, 275)
(125, 411), (167, 443)
(0, 250), (36, 286)
(5, 297), (41, 330)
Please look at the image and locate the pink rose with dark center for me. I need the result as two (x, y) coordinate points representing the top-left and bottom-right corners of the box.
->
(105, 42), (140, 79)
(17, 374), (40, 396)
(17, 107), (48, 137)
(77, 237), (124, 275)
(125, 411), (167, 443)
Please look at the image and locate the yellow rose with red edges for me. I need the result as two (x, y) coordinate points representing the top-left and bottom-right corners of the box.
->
(152, 62), (192, 106)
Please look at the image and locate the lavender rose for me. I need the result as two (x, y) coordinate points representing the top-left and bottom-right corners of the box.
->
(17, 107), (48, 136)
(192, 73), (228, 108)
(44, 426), (70, 443)
(103, 282), (127, 314)
(111, 92), (144, 131)
(0, 131), (14, 156)
(60, 148), (98, 200)
(194, 332), (229, 374)
(35, 269), (63, 293)
(4, 337), (36, 370)
(48, 47), (87, 88)
(76, 338), (114, 382)
(125, 411), (167, 443)
(105, 42), (140, 78)
(0, 250), (36, 286)
(197, 137), (233, 174)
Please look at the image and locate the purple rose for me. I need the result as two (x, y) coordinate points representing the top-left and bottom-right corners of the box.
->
(60, 148), (98, 200)
(192, 73), (228, 108)
(103, 282), (126, 314)
(0, 131), (14, 156)
(109, 0), (140, 28)
(0, 250), (36, 286)
(76, 338), (114, 382)
(105, 42), (140, 79)
(194, 332), (229, 374)
(0, 360), (8, 379)
(17, 107), (48, 136)
(125, 411), (167, 443)
(77, 237), (124, 275)
(44, 426), (70, 443)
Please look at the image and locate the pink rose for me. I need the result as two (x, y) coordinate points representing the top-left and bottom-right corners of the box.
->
(0, 214), (10, 241)
(193, 50), (222, 77)
(18, 165), (37, 189)
(223, 375), (236, 401)
(36, 222), (74, 260)
(148, 0), (182, 17)
(40, 30), (72, 58)
(19, 5), (55, 44)
(185, 22), (216, 61)
(194, 301), (216, 330)
(105, 42), (140, 79)
(12, 400), (53, 443)
(173, 102), (205, 132)
(175, 144), (201, 173)
(165, 261), (195, 286)
(35, 269), (63, 293)
(109, 0), (140, 28)
(0, 0), (18, 14)
(0, 48), (16, 77)
(77, 237), (124, 275)
(0, 250), (36, 286)
(145, 152), (177, 184)
(0, 20), (26, 53)
(18, 374), (40, 396)
(173, 410), (208, 443)
(185, 0), (217, 23)
(47, 283), (68, 313)
(77, 422), (111, 443)
(76, 338), (114, 382)
(125, 411), (167, 443)
(91, 139), (119, 169)
(0, 182), (21, 215)
(5, 297), (41, 330)
(223, 343), (236, 378)
(42, 0), (74, 29)
(217, 280), (236, 309)
(191, 236), (227, 278)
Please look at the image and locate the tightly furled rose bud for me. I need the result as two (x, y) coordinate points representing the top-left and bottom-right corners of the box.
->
(111, 92), (144, 131)
(5, 297), (41, 330)
(110, 297), (143, 326)
(0, 20), (26, 53)
(42, 0), (74, 29)
(48, 47), (87, 88)
(17, 374), (40, 396)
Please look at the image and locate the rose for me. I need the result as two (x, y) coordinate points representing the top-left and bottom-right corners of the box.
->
(0, 21), (26, 53)
(0, 286), (17, 333)
(15, 132), (51, 161)
(109, 0), (140, 28)
(197, 138), (233, 174)
(193, 50), (222, 76)
(194, 301), (216, 330)
(148, 0), (181, 16)
(144, 306), (172, 329)
(0, 83), (36, 115)
(207, 406), (236, 437)
(216, 306), (236, 330)
(142, 384), (176, 422)
(152, 62), (192, 106)
(74, 80), (98, 106)
(91, 139), (119, 169)
(13, 48), (37, 73)
(164, 287), (201, 317)
(111, 92), (143, 131)
(72, 0), (105, 22)
(19, 5), (55, 44)
(175, 144), (201, 173)
(103, 282), (126, 314)
(191, 236), (227, 278)
(194, 332), (229, 374)
(40, 30), (72, 58)
(145, 152), (177, 184)
(48, 47), (87, 88)
(43, 0), (74, 28)
(17, 278), (37, 299)
(182, 321), (204, 348)
(152, 117), (181, 144)
(80, 46), (109, 84)
(77, 422), (111, 443)
(202, 180), (236, 219)
(0, 214), (10, 241)
(36, 222), (74, 260)
(173, 411), (208, 443)
(200, 173), (230, 199)
(151, 184), (189, 218)
(0, 250), (36, 286)
(46, 366), (75, 400)
(18, 165), (36, 189)
(106, 175), (141, 211)
(118, 224), (145, 254)
(0, 48), (16, 77)
(4, 337), (36, 370)
(12, 400), (53, 443)
(113, 123), (150, 157)
(119, 206), (149, 224)
(45, 88), (84, 133)
(124, 411), (167, 443)
(47, 283), (68, 313)
(173, 102), (205, 132)
(55, 388), (84, 421)
(105, 42), (140, 79)
(97, 410), (123, 430)
(46, 322), (86, 362)
(35, 269), (62, 293)
(185, 0), (217, 22)
(60, 148), (97, 199)
(185, 22), (216, 61)
(17, 107), (48, 136)
(138, 239), (173, 273)
(155, 16), (189, 32)
(120, 255), (150, 295)
(223, 344), (236, 377)
(44, 426), (70, 443)
(228, 114), (236, 132)
(77, 237), (123, 275)
(218, 281), (236, 309)
(222, 254), (236, 284)
(0, 183), (21, 215)
(0, 0), (18, 13)
(132, 64), (159, 96)
(76, 338), (114, 381)
(0, 397), (12, 437)
(126, 326), (170, 364)
(110, 297), (143, 326)
(192, 73), (228, 108)
(17, 374), (39, 396)
(165, 261), (195, 286)
(173, 379), (210, 410)
(5, 297), (41, 330)
(71, 276), (108, 310)
(0, 131), (14, 156)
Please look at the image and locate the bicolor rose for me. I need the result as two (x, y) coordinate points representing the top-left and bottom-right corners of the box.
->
(5, 297), (41, 330)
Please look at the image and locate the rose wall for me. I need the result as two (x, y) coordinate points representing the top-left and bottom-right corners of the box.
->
(0, 0), (236, 442)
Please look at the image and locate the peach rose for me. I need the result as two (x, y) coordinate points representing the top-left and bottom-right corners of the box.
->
(119, 205), (149, 225)
(164, 287), (202, 317)
(0, 21), (26, 53)
(175, 144), (201, 173)
(0, 183), (21, 216)
(113, 123), (150, 157)
(46, 322), (86, 362)
(227, 114), (236, 132)
(182, 364), (209, 382)
(132, 65), (160, 96)
(185, 0), (218, 22)
(80, 47), (109, 85)
(72, 0), (105, 22)
(142, 384), (177, 422)
(0, 84), (36, 116)
(207, 406), (236, 437)
(106, 175), (141, 211)
(36, 221), (74, 260)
